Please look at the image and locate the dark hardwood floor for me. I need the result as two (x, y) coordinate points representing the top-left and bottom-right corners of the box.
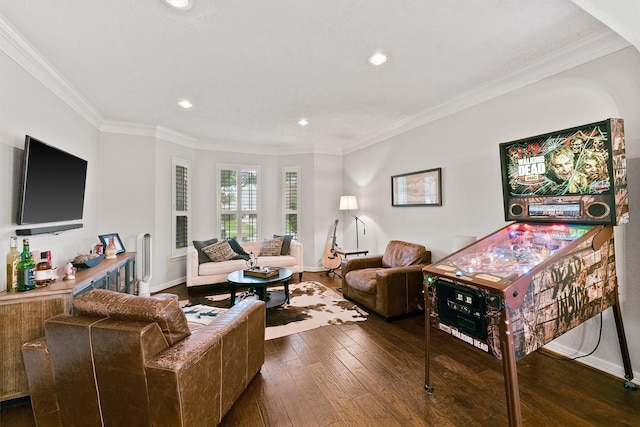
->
(2, 272), (638, 426)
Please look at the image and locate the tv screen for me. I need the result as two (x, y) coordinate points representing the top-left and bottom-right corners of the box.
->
(18, 135), (88, 225)
(499, 119), (628, 225)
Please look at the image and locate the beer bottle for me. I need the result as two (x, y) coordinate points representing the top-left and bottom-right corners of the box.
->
(17, 238), (36, 291)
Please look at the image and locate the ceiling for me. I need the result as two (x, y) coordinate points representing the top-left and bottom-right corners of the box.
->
(0, 1), (633, 154)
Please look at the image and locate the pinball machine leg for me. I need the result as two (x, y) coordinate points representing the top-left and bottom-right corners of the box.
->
(500, 311), (523, 427)
(611, 300), (637, 391)
(424, 288), (434, 393)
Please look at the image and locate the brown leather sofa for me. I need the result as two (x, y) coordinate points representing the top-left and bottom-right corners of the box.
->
(341, 240), (431, 320)
(21, 289), (265, 427)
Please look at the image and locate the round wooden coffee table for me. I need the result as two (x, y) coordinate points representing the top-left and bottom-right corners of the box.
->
(227, 267), (293, 309)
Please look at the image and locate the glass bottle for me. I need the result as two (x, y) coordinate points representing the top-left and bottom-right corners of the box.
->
(35, 251), (53, 287)
(17, 238), (36, 291)
(5, 236), (20, 292)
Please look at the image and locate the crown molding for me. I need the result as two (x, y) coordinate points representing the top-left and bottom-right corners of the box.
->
(100, 121), (198, 148)
(192, 138), (341, 156)
(155, 126), (198, 148)
(100, 120), (338, 155)
(0, 13), (103, 129)
(342, 28), (631, 155)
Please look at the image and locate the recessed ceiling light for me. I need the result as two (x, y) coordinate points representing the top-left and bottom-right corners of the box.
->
(178, 99), (193, 109)
(367, 52), (389, 66)
(162, 0), (193, 11)
(297, 118), (309, 126)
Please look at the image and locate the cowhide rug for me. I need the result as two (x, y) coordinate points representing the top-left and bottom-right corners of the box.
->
(182, 281), (367, 340)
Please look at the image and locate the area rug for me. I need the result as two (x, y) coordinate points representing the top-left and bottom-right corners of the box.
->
(182, 281), (368, 340)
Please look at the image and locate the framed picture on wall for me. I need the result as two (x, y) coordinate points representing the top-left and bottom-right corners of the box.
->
(98, 233), (126, 254)
(391, 167), (442, 207)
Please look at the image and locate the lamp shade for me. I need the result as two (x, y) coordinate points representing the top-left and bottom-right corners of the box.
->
(339, 195), (358, 210)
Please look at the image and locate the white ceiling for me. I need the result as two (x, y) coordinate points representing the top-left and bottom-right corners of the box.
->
(0, 1), (633, 154)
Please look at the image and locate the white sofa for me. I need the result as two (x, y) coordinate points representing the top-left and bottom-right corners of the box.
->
(186, 240), (304, 288)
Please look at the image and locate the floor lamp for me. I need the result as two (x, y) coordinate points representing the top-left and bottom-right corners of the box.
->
(339, 195), (366, 249)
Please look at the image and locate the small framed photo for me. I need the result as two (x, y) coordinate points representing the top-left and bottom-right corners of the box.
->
(391, 167), (442, 207)
(98, 233), (126, 254)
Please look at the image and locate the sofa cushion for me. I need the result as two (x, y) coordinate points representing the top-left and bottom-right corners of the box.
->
(198, 258), (247, 275)
(273, 234), (294, 255)
(72, 290), (190, 345)
(382, 240), (426, 268)
(259, 236), (284, 256)
(193, 238), (218, 264)
(203, 240), (237, 262)
(344, 269), (377, 294)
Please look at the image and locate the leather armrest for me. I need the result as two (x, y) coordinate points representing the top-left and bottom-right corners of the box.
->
(342, 256), (383, 274)
(375, 264), (425, 279)
(21, 337), (63, 427)
(375, 265), (425, 317)
(375, 265), (425, 292)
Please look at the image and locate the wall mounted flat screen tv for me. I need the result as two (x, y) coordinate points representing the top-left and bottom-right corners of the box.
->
(18, 135), (88, 226)
(499, 118), (628, 225)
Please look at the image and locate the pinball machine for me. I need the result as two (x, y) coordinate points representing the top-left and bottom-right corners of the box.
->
(422, 118), (635, 426)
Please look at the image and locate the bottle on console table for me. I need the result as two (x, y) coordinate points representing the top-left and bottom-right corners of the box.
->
(17, 238), (36, 291)
(35, 251), (53, 287)
(5, 236), (20, 292)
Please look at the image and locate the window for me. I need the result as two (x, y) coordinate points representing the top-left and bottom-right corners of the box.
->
(172, 158), (191, 257)
(282, 167), (299, 239)
(218, 164), (260, 242)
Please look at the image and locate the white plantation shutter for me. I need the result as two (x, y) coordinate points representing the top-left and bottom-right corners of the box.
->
(172, 158), (190, 257)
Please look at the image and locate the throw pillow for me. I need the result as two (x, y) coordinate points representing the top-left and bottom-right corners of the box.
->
(273, 234), (294, 255)
(227, 238), (250, 260)
(193, 238), (218, 264)
(202, 240), (237, 262)
(259, 236), (284, 256)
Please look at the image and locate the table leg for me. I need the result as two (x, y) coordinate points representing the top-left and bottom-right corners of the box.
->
(611, 298), (636, 389)
(500, 309), (522, 427)
(257, 286), (266, 301)
(424, 282), (433, 393)
(283, 280), (290, 303)
(229, 283), (236, 308)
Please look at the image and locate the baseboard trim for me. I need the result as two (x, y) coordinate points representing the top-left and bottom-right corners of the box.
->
(544, 341), (639, 386)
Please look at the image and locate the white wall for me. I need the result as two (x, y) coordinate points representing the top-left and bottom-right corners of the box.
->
(0, 50), (100, 290)
(313, 153), (344, 269)
(98, 132), (156, 255)
(342, 46), (640, 382)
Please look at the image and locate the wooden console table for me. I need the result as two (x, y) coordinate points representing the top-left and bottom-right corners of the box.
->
(0, 252), (136, 402)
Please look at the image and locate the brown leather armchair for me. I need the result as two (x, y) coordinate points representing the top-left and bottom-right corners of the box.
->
(21, 289), (265, 427)
(341, 240), (431, 320)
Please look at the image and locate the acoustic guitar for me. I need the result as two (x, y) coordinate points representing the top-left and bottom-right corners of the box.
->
(322, 219), (342, 270)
